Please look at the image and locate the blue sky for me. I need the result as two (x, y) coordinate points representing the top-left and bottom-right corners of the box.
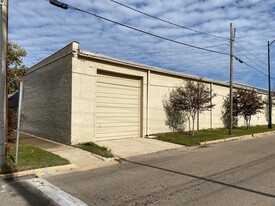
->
(9, 0), (275, 89)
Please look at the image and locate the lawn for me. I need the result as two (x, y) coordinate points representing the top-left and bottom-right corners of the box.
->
(0, 142), (70, 174)
(75, 142), (114, 158)
(156, 125), (275, 146)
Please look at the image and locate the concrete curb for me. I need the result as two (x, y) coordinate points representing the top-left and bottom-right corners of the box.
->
(0, 164), (77, 180)
(200, 131), (275, 146)
(90, 153), (116, 162)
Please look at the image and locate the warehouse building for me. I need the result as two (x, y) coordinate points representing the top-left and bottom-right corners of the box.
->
(22, 42), (270, 145)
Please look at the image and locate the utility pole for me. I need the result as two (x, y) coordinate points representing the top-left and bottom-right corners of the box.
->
(268, 40), (275, 129)
(0, 0), (8, 166)
(229, 23), (234, 135)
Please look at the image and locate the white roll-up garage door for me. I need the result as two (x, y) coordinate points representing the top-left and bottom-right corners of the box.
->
(96, 71), (141, 141)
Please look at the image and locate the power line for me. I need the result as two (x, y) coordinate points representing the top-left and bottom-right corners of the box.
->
(108, 0), (229, 40)
(49, 0), (231, 56)
(236, 46), (275, 77)
(235, 43), (275, 77)
(236, 35), (264, 51)
(243, 61), (268, 76)
(94, 43), (228, 55)
(234, 46), (267, 72)
(235, 41), (268, 66)
(238, 58), (275, 80)
(50, 1), (274, 82)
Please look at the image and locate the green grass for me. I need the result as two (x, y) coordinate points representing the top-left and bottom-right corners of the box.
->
(0, 142), (70, 174)
(156, 125), (275, 147)
(75, 142), (114, 158)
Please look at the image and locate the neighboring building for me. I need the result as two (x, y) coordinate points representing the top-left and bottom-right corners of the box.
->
(22, 42), (271, 145)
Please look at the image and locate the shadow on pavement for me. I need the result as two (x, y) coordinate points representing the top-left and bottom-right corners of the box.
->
(120, 153), (275, 199)
(2, 162), (57, 205)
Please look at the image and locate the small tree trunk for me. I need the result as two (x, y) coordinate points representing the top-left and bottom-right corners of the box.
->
(192, 117), (195, 136)
(188, 117), (191, 133)
(188, 116), (191, 135)
(245, 116), (249, 130)
(248, 116), (251, 129)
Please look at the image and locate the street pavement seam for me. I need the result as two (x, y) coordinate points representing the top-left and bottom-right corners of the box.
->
(26, 178), (88, 206)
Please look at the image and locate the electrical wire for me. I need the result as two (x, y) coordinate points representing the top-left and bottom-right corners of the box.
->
(235, 41), (268, 66)
(108, 0), (229, 40)
(240, 60), (275, 80)
(51, 1), (231, 57)
(94, 43), (228, 55)
(235, 46), (275, 77)
(235, 46), (267, 71)
(235, 44), (275, 77)
(49, 1), (274, 84)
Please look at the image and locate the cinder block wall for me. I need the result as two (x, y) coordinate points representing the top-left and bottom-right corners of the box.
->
(21, 42), (272, 145)
(72, 52), (271, 141)
(148, 73), (269, 133)
(148, 73), (226, 133)
(22, 42), (78, 145)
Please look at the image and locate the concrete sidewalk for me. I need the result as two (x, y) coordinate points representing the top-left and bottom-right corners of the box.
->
(17, 133), (116, 177)
(3, 133), (183, 178)
(96, 137), (183, 158)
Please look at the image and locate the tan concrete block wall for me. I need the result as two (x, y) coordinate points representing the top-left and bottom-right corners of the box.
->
(21, 42), (272, 145)
(71, 58), (97, 144)
(22, 43), (76, 145)
(148, 74), (269, 134)
(149, 72), (183, 134)
(212, 84), (229, 128)
(236, 93), (268, 127)
(71, 57), (148, 143)
(149, 72), (216, 134)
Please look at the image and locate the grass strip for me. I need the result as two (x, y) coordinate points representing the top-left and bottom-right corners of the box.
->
(75, 142), (113, 158)
(156, 125), (275, 146)
(0, 142), (70, 174)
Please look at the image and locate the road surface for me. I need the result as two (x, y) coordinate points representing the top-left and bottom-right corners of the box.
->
(45, 135), (275, 205)
(0, 176), (57, 206)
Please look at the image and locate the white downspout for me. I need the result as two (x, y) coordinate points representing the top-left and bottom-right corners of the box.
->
(210, 82), (213, 129)
(146, 70), (150, 137)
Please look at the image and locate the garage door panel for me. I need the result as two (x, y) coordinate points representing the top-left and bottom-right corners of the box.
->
(96, 116), (139, 123)
(96, 113), (139, 117)
(97, 75), (140, 88)
(96, 72), (141, 140)
(96, 96), (139, 105)
(96, 103), (138, 108)
(96, 122), (139, 127)
(96, 131), (139, 138)
(97, 93), (139, 100)
(96, 126), (139, 133)
(97, 83), (139, 94)
(97, 107), (139, 113)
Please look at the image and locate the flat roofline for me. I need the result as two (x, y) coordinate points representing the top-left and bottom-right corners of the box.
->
(26, 41), (79, 75)
(79, 50), (268, 93)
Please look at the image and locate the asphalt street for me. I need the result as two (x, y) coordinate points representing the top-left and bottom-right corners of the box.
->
(0, 176), (58, 206)
(45, 135), (275, 206)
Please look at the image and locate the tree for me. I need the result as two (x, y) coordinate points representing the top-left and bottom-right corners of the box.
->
(7, 42), (27, 94)
(163, 99), (187, 132)
(221, 94), (238, 128)
(7, 42), (27, 135)
(168, 80), (216, 136)
(236, 89), (264, 129)
(223, 88), (264, 130)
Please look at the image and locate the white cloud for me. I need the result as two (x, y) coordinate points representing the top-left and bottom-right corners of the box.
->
(8, 0), (275, 89)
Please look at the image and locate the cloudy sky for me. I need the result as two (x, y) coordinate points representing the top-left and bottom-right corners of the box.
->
(9, 0), (275, 89)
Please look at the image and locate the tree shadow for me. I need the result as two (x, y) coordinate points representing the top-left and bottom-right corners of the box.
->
(1, 159), (56, 205)
(221, 97), (238, 128)
(162, 99), (187, 132)
(119, 154), (275, 200)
